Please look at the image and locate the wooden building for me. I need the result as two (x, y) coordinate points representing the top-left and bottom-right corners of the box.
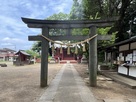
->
(13, 50), (32, 66)
(106, 36), (136, 78)
(54, 48), (76, 60)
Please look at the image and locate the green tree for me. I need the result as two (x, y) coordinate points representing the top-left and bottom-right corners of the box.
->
(81, 0), (136, 43)
(31, 41), (41, 54)
(97, 28), (116, 62)
(82, 0), (100, 19)
(46, 12), (69, 20)
(69, 0), (89, 36)
(25, 50), (40, 58)
(82, 0), (120, 19)
(81, 0), (134, 41)
(69, 0), (84, 20)
(115, 0), (136, 42)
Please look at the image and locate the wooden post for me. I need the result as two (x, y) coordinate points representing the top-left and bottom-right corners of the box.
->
(111, 52), (113, 67)
(40, 27), (49, 87)
(105, 52), (107, 64)
(89, 26), (97, 87)
(66, 28), (71, 36)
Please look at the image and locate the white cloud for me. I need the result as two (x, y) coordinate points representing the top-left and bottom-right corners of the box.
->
(53, 3), (67, 13)
(1, 43), (13, 46)
(49, 0), (73, 14)
(2, 37), (27, 44)
(1, 37), (33, 50)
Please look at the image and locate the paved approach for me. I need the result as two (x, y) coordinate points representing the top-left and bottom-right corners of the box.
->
(38, 63), (97, 102)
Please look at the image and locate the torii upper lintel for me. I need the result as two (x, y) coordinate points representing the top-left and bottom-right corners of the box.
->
(22, 17), (118, 28)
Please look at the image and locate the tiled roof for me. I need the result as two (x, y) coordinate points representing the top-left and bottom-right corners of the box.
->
(15, 50), (31, 56)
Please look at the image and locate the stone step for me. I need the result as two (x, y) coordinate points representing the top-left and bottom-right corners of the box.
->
(128, 99), (136, 102)
(59, 60), (77, 64)
(103, 99), (128, 102)
(96, 99), (104, 102)
(0, 63), (7, 67)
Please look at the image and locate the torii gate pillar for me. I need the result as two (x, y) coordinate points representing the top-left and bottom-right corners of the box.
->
(89, 26), (97, 87)
(40, 27), (49, 87)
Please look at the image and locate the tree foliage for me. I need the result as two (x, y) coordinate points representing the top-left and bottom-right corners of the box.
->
(98, 27), (116, 47)
(31, 41), (41, 53)
(46, 12), (69, 20)
(25, 50), (40, 58)
(82, 0), (120, 19)
(69, 0), (84, 20)
(115, 0), (136, 42)
(82, 0), (100, 19)
(82, 0), (136, 43)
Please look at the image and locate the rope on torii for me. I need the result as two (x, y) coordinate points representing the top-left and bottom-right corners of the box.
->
(40, 34), (98, 46)
(40, 34), (98, 54)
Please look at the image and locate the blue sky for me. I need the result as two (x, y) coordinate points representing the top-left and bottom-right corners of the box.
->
(0, 0), (73, 51)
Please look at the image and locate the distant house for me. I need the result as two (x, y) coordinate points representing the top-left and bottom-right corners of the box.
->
(13, 50), (32, 65)
(0, 48), (16, 61)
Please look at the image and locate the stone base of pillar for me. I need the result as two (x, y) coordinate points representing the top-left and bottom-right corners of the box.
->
(81, 55), (88, 64)
(49, 57), (56, 64)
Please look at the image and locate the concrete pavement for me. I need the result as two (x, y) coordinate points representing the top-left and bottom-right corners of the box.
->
(38, 63), (97, 102)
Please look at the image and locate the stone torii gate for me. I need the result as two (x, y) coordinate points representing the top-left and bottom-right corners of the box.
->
(22, 17), (117, 87)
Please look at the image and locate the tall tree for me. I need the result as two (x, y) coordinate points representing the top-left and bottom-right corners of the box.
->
(69, 0), (86, 38)
(114, 0), (136, 42)
(82, 0), (100, 19)
(69, 0), (84, 20)
(82, 0), (136, 42)
(31, 41), (41, 54)
(82, 0), (121, 19)
(25, 50), (40, 58)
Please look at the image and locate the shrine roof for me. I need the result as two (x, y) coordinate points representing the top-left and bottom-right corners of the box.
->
(15, 50), (30, 56)
(106, 36), (136, 49)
